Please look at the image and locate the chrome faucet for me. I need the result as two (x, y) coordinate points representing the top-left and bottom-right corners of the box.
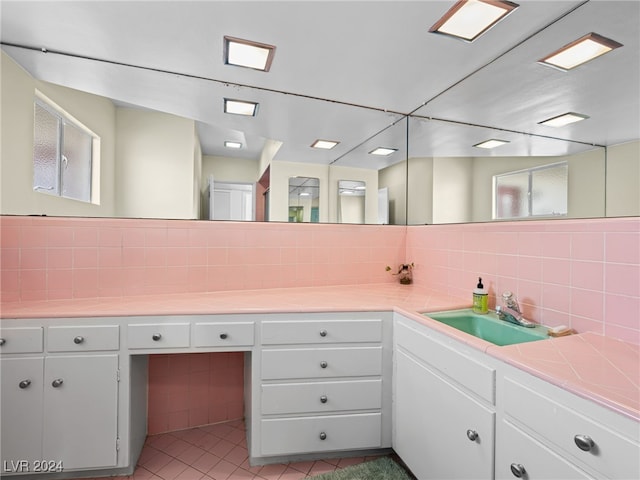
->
(496, 291), (535, 328)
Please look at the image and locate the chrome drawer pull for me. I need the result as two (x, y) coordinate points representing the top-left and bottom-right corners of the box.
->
(319, 329), (328, 337)
(466, 429), (478, 441)
(19, 379), (32, 389)
(320, 395), (328, 404)
(510, 463), (526, 478)
(73, 335), (84, 344)
(51, 378), (64, 388)
(152, 333), (162, 341)
(320, 361), (328, 369)
(319, 432), (327, 441)
(574, 434), (595, 452)
(220, 333), (228, 340)
(0, 338), (5, 346)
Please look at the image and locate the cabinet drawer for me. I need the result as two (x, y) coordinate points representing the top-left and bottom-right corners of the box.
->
(48, 325), (120, 352)
(193, 322), (254, 347)
(127, 323), (190, 349)
(0, 327), (43, 354)
(496, 420), (595, 480)
(261, 346), (382, 380)
(261, 319), (382, 345)
(261, 413), (381, 456)
(395, 319), (495, 404)
(504, 377), (639, 479)
(261, 379), (382, 415)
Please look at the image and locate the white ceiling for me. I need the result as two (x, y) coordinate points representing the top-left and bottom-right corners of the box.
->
(2, 0), (638, 168)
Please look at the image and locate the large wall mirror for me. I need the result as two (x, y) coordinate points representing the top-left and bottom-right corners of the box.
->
(1, 1), (637, 226)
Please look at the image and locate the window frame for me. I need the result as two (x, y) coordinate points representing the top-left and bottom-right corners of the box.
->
(493, 161), (568, 220)
(32, 91), (100, 204)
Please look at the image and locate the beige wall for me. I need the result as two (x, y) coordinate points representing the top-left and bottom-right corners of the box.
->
(379, 161), (407, 225)
(115, 108), (197, 219)
(433, 156), (473, 224)
(1, 52), (117, 217)
(607, 140), (640, 217)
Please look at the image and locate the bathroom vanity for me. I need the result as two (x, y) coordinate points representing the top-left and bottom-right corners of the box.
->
(1, 286), (638, 479)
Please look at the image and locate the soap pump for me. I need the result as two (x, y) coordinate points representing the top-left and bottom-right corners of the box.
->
(472, 277), (488, 314)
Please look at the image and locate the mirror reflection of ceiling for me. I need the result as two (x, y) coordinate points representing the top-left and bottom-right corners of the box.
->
(2, 0), (638, 166)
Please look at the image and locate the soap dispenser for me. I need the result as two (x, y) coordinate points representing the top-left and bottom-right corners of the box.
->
(472, 277), (488, 314)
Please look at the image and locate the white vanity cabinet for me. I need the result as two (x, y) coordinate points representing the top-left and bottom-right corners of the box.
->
(0, 322), (120, 473)
(393, 314), (496, 480)
(495, 365), (640, 480)
(251, 312), (393, 463)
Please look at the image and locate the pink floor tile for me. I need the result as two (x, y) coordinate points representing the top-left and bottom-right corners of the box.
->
(58, 419), (408, 480)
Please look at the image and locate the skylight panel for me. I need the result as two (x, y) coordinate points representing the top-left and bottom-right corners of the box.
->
(224, 36), (276, 72)
(429, 0), (519, 42)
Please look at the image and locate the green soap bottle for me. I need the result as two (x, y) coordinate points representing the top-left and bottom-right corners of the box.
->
(472, 277), (488, 314)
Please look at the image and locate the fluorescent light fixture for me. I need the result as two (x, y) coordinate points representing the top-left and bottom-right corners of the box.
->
(311, 139), (339, 150)
(355, 185), (366, 190)
(224, 141), (243, 149)
(224, 36), (276, 72)
(429, 0), (519, 42)
(369, 147), (398, 156)
(474, 139), (509, 149)
(299, 192), (311, 197)
(224, 98), (258, 116)
(538, 112), (589, 128)
(539, 32), (623, 71)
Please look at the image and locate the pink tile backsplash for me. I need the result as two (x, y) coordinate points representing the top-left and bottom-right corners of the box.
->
(2, 215), (639, 345)
(0, 216), (406, 301)
(406, 217), (640, 345)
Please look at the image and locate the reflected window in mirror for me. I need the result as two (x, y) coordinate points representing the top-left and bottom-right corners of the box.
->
(494, 162), (568, 220)
(288, 177), (320, 223)
(33, 93), (98, 203)
(337, 180), (366, 224)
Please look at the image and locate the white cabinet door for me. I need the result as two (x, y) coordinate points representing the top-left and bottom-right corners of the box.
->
(496, 420), (595, 480)
(0, 357), (44, 466)
(43, 355), (119, 470)
(394, 350), (494, 480)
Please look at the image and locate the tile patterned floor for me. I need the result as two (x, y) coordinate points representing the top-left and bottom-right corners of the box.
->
(83, 420), (388, 480)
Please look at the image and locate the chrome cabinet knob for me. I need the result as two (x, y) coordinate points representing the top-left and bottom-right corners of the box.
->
(0, 338), (5, 346)
(320, 361), (328, 369)
(466, 429), (478, 441)
(319, 329), (327, 337)
(319, 432), (327, 441)
(574, 434), (595, 452)
(73, 335), (84, 344)
(19, 379), (31, 389)
(320, 395), (328, 404)
(152, 333), (162, 341)
(220, 333), (228, 340)
(51, 378), (64, 388)
(510, 463), (526, 478)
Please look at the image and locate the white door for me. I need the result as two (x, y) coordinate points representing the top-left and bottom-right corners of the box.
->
(0, 357), (44, 466)
(211, 181), (255, 221)
(43, 355), (119, 470)
(394, 351), (495, 479)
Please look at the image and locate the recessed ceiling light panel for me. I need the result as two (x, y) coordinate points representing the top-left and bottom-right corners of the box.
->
(538, 112), (589, 127)
(369, 147), (398, 156)
(429, 0), (519, 42)
(474, 139), (509, 149)
(224, 36), (276, 72)
(224, 98), (258, 116)
(311, 139), (339, 150)
(539, 32), (623, 71)
(224, 141), (243, 149)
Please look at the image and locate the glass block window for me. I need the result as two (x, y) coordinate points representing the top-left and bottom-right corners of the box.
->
(494, 162), (568, 219)
(33, 96), (97, 203)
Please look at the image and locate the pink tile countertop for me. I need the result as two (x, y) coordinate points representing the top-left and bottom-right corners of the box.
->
(1, 284), (638, 422)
